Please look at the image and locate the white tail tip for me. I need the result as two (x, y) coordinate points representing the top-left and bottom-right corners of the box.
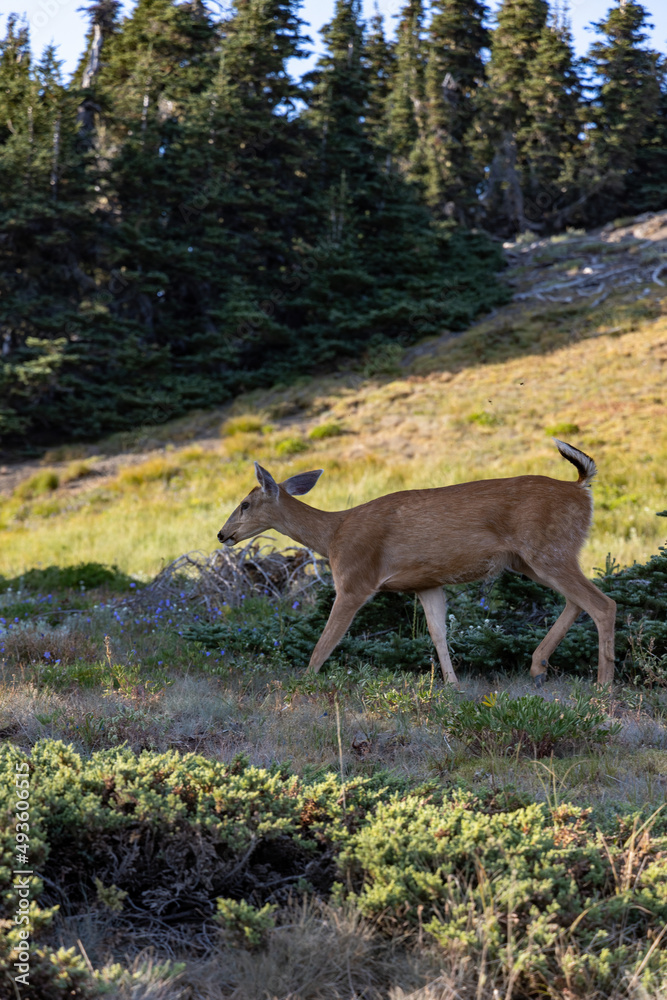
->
(554, 439), (597, 487)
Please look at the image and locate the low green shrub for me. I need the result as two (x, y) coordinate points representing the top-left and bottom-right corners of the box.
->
(447, 692), (621, 757)
(221, 415), (265, 436)
(0, 741), (375, 998)
(216, 898), (277, 948)
(1, 741), (666, 997)
(275, 436), (309, 456)
(61, 459), (94, 484)
(184, 585), (433, 672)
(308, 422), (344, 440)
(545, 421), (580, 437)
(337, 791), (667, 994)
(12, 469), (60, 500)
(0, 562), (141, 594)
(185, 538), (667, 684)
(117, 457), (181, 487)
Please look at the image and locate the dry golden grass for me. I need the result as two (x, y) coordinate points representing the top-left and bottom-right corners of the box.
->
(3, 224), (667, 1000)
(0, 231), (665, 580)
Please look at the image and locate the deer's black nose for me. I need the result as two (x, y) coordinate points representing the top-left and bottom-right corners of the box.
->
(217, 530), (225, 543)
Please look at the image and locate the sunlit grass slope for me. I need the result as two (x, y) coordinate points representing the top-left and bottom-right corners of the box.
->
(1, 231), (666, 580)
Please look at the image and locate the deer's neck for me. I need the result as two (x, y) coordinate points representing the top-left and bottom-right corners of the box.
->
(276, 494), (343, 558)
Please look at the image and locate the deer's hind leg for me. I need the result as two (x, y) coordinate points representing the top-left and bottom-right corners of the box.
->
(529, 599), (584, 686)
(519, 557), (616, 686)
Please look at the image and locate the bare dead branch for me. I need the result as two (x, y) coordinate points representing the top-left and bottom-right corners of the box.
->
(124, 537), (329, 611)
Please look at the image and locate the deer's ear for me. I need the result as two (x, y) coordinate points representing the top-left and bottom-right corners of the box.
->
(255, 462), (279, 498)
(281, 470), (324, 496)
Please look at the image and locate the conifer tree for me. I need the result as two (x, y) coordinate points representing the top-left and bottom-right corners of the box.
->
(0, 0), (509, 449)
(0, 21), (97, 441)
(584, 0), (664, 220)
(364, 7), (395, 146)
(419, 0), (489, 222)
(298, 0), (506, 361)
(517, 7), (583, 229)
(481, 0), (548, 232)
(630, 79), (667, 214)
(305, 0), (369, 184)
(386, 0), (426, 172)
(175, 0), (311, 377)
(74, 0), (122, 138)
(0, 15), (32, 156)
(91, 0), (219, 333)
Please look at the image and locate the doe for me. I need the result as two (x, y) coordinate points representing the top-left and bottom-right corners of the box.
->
(217, 441), (616, 687)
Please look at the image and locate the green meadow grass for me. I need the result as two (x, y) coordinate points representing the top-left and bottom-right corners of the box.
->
(2, 230), (667, 999)
(1, 307), (666, 580)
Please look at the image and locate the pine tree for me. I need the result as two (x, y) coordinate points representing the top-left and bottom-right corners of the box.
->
(517, 8), (583, 229)
(629, 78), (667, 214)
(481, 0), (548, 232)
(174, 0), (312, 380)
(305, 0), (370, 184)
(74, 0), (122, 138)
(386, 0), (426, 171)
(584, 0), (664, 221)
(0, 15), (32, 155)
(0, 22), (98, 443)
(364, 7), (395, 147)
(0, 0), (509, 449)
(296, 0), (507, 363)
(419, 0), (489, 222)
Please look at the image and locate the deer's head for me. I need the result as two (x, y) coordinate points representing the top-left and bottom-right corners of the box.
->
(217, 462), (323, 545)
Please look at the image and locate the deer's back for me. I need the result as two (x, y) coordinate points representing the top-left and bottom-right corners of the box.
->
(329, 475), (593, 590)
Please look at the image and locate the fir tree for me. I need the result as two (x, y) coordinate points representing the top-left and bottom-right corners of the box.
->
(630, 79), (667, 214)
(364, 6), (395, 147)
(0, 15), (32, 155)
(297, 0), (506, 363)
(305, 0), (369, 184)
(0, 23), (98, 442)
(74, 0), (122, 138)
(0, 0), (509, 449)
(419, 0), (489, 222)
(386, 0), (426, 171)
(175, 0), (312, 376)
(584, 0), (664, 220)
(481, 0), (548, 232)
(517, 7), (583, 229)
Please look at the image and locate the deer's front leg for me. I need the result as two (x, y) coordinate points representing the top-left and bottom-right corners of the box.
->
(307, 590), (372, 673)
(417, 587), (459, 687)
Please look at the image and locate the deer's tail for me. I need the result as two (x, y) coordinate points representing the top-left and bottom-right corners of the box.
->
(554, 439), (597, 487)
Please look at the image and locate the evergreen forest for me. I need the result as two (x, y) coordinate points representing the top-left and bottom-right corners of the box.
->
(1, 0), (665, 451)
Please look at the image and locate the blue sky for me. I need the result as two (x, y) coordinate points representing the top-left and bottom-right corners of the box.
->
(2, 0), (666, 80)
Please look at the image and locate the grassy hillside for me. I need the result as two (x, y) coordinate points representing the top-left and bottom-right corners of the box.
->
(1, 222), (666, 580)
(1, 219), (667, 1000)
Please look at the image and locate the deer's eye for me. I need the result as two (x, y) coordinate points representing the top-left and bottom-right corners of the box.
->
(240, 501), (250, 512)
